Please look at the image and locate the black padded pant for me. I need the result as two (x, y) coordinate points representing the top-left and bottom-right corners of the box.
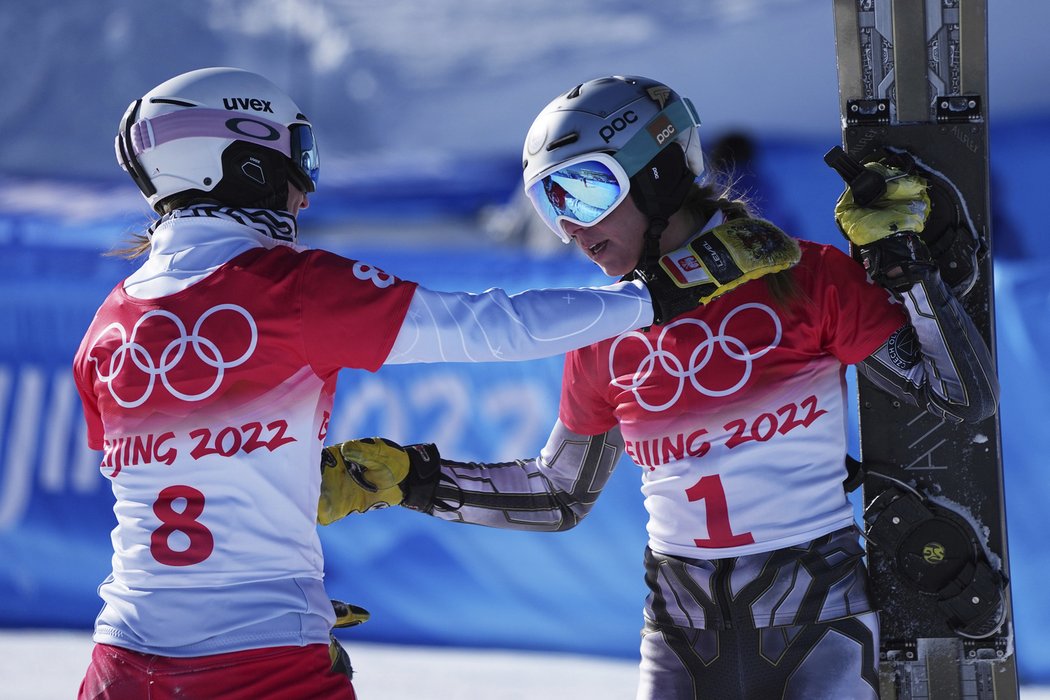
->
(636, 611), (880, 700)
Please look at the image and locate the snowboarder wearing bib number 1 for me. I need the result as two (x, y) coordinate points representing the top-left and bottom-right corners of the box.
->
(321, 75), (999, 699)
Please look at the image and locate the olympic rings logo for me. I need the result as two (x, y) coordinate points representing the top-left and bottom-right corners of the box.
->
(89, 304), (258, 408)
(608, 303), (781, 412)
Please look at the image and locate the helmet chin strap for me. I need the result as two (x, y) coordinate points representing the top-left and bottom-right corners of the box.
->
(640, 217), (669, 272)
(630, 145), (696, 273)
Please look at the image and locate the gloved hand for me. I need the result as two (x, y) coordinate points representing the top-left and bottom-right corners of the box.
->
(331, 599), (371, 628)
(834, 158), (937, 292)
(318, 437), (408, 524)
(834, 161), (931, 245)
(317, 437), (440, 525)
(641, 218), (801, 323)
(327, 599), (370, 679)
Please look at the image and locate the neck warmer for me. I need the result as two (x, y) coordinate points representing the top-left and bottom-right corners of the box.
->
(149, 204), (298, 243)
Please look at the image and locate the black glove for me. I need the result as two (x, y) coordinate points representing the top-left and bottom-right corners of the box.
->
(398, 443), (444, 513)
(856, 232), (938, 293)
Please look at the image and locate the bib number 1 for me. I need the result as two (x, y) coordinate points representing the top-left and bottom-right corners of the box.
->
(150, 485), (214, 566)
(685, 474), (755, 548)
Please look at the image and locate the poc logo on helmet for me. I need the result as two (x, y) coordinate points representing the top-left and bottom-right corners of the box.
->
(599, 110), (639, 143)
(647, 114), (677, 146)
(222, 97), (274, 113)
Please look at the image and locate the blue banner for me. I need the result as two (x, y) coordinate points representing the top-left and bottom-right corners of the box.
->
(0, 235), (1047, 679)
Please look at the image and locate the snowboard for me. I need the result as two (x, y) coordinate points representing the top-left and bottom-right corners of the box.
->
(828, 1), (1018, 698)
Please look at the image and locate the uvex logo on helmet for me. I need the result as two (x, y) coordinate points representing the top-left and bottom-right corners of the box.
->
(222, 97), (274, 113)
(599, 110), (638, 143)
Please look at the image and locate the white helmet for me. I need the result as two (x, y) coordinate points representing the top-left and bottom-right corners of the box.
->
(523, 76), (703, 243)
(115, 67), (319, 213)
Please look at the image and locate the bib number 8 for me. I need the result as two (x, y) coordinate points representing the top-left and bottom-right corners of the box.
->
(150, 485), (214, 566)
(352, 262), (394, 289)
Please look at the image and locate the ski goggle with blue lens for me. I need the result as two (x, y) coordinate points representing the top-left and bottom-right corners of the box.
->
(524, 98), (701, 243)
(117, 104), (320, 193)
(524, 153), (631, 243)
(288, 124), (319, 192)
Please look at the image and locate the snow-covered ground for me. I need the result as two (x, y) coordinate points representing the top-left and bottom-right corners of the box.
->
(2, 630), (1047, 700)
(2, 630), (640, 699)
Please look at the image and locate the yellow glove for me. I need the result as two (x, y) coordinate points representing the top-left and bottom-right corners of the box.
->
(654, 218), (801, 310)
(834, 162), (931, 245)
(331, 599), (371, 628)
(317, 437), (410, 525)
(327, 599), (371, 679)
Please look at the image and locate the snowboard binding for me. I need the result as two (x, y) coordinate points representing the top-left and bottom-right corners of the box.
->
(862, 473), (1008, 639)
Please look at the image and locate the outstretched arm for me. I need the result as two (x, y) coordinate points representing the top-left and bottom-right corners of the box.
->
(386, 282), (651, 364)
(318, 421), (625, 530)
(385, 218), (802, 365)
(402, 420), (625, 531)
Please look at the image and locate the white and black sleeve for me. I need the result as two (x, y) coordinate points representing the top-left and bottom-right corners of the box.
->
(858, 271), (998, 423)
(402, 420), (625, 531)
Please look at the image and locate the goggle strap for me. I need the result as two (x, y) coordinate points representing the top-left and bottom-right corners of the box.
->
(614, 100), (701, 177)
(117, 99), (158, 197)
(128, 108), (294, 160)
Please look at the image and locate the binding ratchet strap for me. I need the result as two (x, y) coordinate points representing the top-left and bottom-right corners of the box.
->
(863, 475), (1007, 639)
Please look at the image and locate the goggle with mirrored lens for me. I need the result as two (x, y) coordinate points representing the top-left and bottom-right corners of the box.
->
(524, 98), (702, 243)
(524, 152), (631, 243)
(115, 103), (320, 194)
(288, 124), (319, 192)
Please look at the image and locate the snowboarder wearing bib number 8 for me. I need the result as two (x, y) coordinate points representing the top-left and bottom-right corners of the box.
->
(322, 75), (999, 699)
(72, 67), (731, 700)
